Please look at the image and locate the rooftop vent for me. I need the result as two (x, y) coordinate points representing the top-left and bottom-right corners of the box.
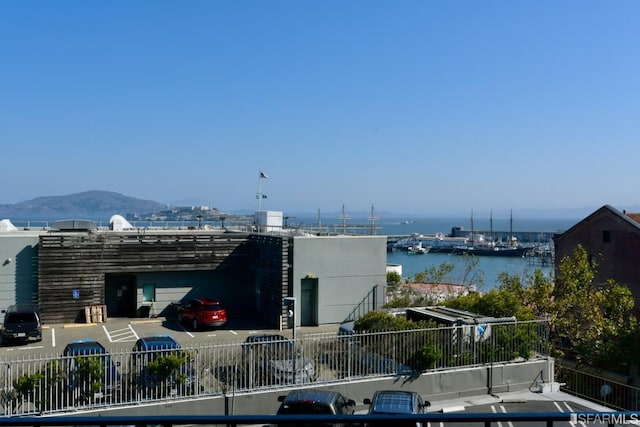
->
(51, 219), (97, 232)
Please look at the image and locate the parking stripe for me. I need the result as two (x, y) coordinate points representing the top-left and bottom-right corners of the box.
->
(51, 328), (56, 347)
(176, 323), (194, 338)
(562, 402), (586, 427)
(102, 324), (138, 343)
(491, 405), (503, 427)
(129, 323), (140, 341)
(499, 405), (514, 427)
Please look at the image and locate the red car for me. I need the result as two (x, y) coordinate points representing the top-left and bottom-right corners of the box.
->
(177, 298), (227, 330)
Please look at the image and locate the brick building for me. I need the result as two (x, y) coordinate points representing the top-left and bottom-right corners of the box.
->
(554, 205), (640, 308)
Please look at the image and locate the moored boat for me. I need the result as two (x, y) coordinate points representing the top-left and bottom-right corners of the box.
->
(454, 210), (532, 257)
(407, 242), (429, 255)
(454, 245), (530, 257)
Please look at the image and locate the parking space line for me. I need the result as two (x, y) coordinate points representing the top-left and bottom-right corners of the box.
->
(499, 405), (514, 427)
(110, 325), (137, 342)
(176, 323), (194, 338)
(553, 401), (564, 412)
(102, 324), (138, 343)
(128, 323), (140, 341)
(491, 405), (503, 427)
(51, 328), (56, 347)
(228, 330), (238, 335)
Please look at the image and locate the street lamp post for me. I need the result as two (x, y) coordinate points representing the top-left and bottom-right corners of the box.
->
(283, 297), (296, 384)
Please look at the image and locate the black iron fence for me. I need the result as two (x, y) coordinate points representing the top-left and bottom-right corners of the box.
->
(557, 363), (640, 411)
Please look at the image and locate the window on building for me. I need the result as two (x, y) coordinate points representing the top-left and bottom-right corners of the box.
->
(603, 230), (611, 243)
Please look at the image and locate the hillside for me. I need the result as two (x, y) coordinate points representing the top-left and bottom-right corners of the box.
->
(0, 191), (167, 220)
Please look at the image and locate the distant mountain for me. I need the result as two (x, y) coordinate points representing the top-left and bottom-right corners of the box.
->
(0, 191), (167, 220)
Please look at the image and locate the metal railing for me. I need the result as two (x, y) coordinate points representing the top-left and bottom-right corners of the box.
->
(342, 285), (379, 323)
(557, 364), (640, 411)
(0, 411), (633, 427)
(0, 320), (549, 416)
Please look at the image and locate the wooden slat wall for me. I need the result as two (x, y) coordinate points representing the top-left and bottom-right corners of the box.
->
(38, 232), (252, 324)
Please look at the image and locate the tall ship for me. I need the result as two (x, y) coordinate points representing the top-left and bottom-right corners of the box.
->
(454, 210), (531, 257)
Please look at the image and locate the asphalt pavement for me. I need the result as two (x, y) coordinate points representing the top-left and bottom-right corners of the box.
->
(0, 314), (342, 356)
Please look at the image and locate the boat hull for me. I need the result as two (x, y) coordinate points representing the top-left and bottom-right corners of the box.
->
(454, 246), (529, 257)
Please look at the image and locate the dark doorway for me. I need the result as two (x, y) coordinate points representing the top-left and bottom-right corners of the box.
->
(300, 277), (318, 326)
(105, 273), (137, 317)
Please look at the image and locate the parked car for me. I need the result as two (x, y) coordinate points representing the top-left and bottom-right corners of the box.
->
(276, 389), (356, 427)
(177, 298), (227, 330)
(130, 335), (196, 397)
(338, 320), (355, 336)
(0, 304), (42, 344)
(242, 334), (316, 386)
(363, 390), (430, 427)
(62, 339), (121, 403)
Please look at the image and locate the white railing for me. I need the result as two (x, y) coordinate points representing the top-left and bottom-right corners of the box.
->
(0, 320), (549, 416)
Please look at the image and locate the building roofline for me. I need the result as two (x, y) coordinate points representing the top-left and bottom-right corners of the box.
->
(556, 204), (640, 241)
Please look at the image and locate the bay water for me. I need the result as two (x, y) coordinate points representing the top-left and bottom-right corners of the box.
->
(376, 216), (577, 291)
(324, 216), (579, 292)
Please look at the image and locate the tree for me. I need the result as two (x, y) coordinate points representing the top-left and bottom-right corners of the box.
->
(354, 311), (436, 332)
(552, 245), (638, 368)
(460, 254), (485, 289)
(413, 262), (455, 284)
(443, 272), (537, 320)
(386, 271), (402, 291)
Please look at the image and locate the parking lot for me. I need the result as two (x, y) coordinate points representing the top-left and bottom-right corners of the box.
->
(0, 313), (342, 356)
(423, 395), (613, 427)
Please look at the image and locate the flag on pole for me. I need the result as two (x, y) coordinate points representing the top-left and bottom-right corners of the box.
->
(260, 171), (269, 179)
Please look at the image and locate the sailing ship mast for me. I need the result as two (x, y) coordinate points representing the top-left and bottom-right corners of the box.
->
(509, 209), (514, 247)
(470, 210), (475, 246)
(490, 209), (494, 246)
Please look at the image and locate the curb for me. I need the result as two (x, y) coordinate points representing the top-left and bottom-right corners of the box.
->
(62, 323), (98, 328)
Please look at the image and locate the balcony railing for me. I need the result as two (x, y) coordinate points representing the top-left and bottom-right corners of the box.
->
(0, 320), (549, 416)
(0, 411), (633, 427)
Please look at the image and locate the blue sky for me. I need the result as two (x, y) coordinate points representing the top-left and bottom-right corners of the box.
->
(2, 1), (639, 217)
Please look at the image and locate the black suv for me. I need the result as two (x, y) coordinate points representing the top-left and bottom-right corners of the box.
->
(364, 390), (430, 427)
(276, 389), (356, 427)
(1, 304), (42, 344)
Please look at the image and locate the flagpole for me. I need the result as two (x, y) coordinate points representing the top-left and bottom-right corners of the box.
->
(257, 171), (263, 211)
(257, 170), (268, 211)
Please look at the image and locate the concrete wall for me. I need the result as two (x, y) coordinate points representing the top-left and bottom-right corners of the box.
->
(0, 233), (40, 314)
(292, 236), (387, 325)
(135, 270), (252, 317)
(0, 231), (387, 326)
(72, 359), (551, 417)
